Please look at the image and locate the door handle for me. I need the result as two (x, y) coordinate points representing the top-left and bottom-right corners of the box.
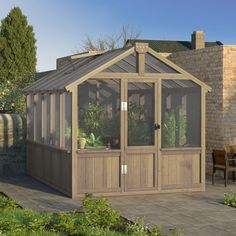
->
(154, 123), (161, 130)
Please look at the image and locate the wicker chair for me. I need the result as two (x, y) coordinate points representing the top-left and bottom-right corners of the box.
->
(212, 148), (236, 187)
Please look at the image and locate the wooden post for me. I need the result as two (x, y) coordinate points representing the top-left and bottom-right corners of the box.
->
(71, 86), (78, 198)
(135, 42), (148, 76)
(157, 81), (162, 191)
(59, 93), (65, 148)
(137, 53), (145, 75)
(33, 94), (38, 141)
(120, 79), (127, 192)
(201, 87), (206, 191)
(41, 94), (46, 143)
(26, 95), (30, 140)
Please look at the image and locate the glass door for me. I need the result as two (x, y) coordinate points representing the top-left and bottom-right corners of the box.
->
(127, 82), (155, 146)
(124, 82), (158, 192)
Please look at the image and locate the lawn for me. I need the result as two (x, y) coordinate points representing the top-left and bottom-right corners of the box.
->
(0, 193), (181, 236)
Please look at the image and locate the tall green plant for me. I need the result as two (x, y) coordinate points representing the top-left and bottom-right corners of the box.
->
(163, 108), (186, 147)
(163, 110), (176, 147)
(82, 103), (104, 136)
(0, 7), (37, 113)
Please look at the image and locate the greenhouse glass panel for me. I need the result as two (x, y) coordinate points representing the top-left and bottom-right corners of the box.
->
(64, 92), (72, 150)
(36, 95), (42, 142)
(45, 94), (50, 144)
(162, 80), (201, 148)
(78, 79), (120, 149)
(128, 82), (154, 146)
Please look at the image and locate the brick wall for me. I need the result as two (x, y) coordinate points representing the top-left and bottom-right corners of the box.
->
(168, 46), (224, 174)
(56, 56), (72, 69)
(0, 114), (26, 175)
(223, 46), (236, 146)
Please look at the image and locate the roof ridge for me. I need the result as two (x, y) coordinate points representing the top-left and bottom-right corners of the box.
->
(128, 38), (220, 43)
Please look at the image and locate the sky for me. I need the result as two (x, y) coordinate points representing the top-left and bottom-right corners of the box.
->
(1, 0), (236, 72)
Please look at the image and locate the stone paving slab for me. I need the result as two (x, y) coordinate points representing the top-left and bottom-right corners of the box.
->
(1, 175), (236, 235)
(0, 175), (81, 212)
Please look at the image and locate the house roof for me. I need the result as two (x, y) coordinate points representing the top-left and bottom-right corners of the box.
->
(24, 44), (211, 94)
(126, 39), (223, 53)
(35, 70), (56, 81)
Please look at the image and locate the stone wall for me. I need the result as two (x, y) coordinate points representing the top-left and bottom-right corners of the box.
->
(223, 46), (236, 146)
(0, 114), (26, 175)
(168, 46), (224, 174)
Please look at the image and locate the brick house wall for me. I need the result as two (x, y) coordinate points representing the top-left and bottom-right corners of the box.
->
(223, 46), (236, 146)
(167, 46), (224, 174)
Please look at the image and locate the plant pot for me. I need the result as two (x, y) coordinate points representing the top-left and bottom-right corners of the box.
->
(78, 138), (87, 149)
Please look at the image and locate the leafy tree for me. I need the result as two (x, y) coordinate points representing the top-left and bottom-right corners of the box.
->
(81, 24), (141, 51)
(0, 7), (37, 113)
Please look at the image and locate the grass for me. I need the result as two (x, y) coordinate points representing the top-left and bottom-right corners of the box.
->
(0, 193), (183, 236)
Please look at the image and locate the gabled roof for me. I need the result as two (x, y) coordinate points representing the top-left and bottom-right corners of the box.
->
(126, 39), (223, 53)
(24, 44), (211, 94)
(24, 47), (132, 93)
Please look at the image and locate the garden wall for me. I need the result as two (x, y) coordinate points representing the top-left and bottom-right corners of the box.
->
(0, 114), (26, 175)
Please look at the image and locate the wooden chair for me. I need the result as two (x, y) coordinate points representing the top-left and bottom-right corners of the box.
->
(212, 149), (236, 187)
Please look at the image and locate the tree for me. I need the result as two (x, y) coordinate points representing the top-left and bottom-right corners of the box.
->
(81, 24), (141, 51)
(0, 7), (37, 113)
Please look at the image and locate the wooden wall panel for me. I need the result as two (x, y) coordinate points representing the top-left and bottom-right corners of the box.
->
(77, 153), (121, 194)
(26, 141), (72, 196)
(161, 151), (201, 189)
(126, 153), (155, 191)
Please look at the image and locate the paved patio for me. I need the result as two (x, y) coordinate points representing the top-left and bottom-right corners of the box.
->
(0, 175), (236, 236)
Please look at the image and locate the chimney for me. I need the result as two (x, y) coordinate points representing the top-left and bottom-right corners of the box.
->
(191, 31), (205, 49)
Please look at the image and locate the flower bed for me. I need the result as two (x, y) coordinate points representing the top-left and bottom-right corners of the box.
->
(0, 192), (183, 236)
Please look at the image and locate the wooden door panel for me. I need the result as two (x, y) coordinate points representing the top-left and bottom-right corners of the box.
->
(77, 153), (121, 193)
(161, 152), (201, 189)
(125, 152), (155, 191)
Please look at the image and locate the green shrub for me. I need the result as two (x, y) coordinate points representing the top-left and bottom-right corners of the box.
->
(0, 208), (51, 234)
(224, 192), (236, 207)
(80, 194), (120, 229)
(50, 211), (81, 235)
(150, 225), (166, 236)
(126, 218), (149, 236)
(0, 193), (183, 236)
(0, 194), (20, 210)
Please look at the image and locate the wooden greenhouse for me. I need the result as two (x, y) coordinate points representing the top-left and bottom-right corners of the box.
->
(24, 43), (211, 198)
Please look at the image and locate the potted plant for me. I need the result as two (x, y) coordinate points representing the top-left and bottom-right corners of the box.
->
(86, 133), (105, 149)
(78, 128), (87, 149)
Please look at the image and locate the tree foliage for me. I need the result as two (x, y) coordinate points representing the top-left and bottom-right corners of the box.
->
(81, 24), (141, 51)
(0, 7), (37, 113)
